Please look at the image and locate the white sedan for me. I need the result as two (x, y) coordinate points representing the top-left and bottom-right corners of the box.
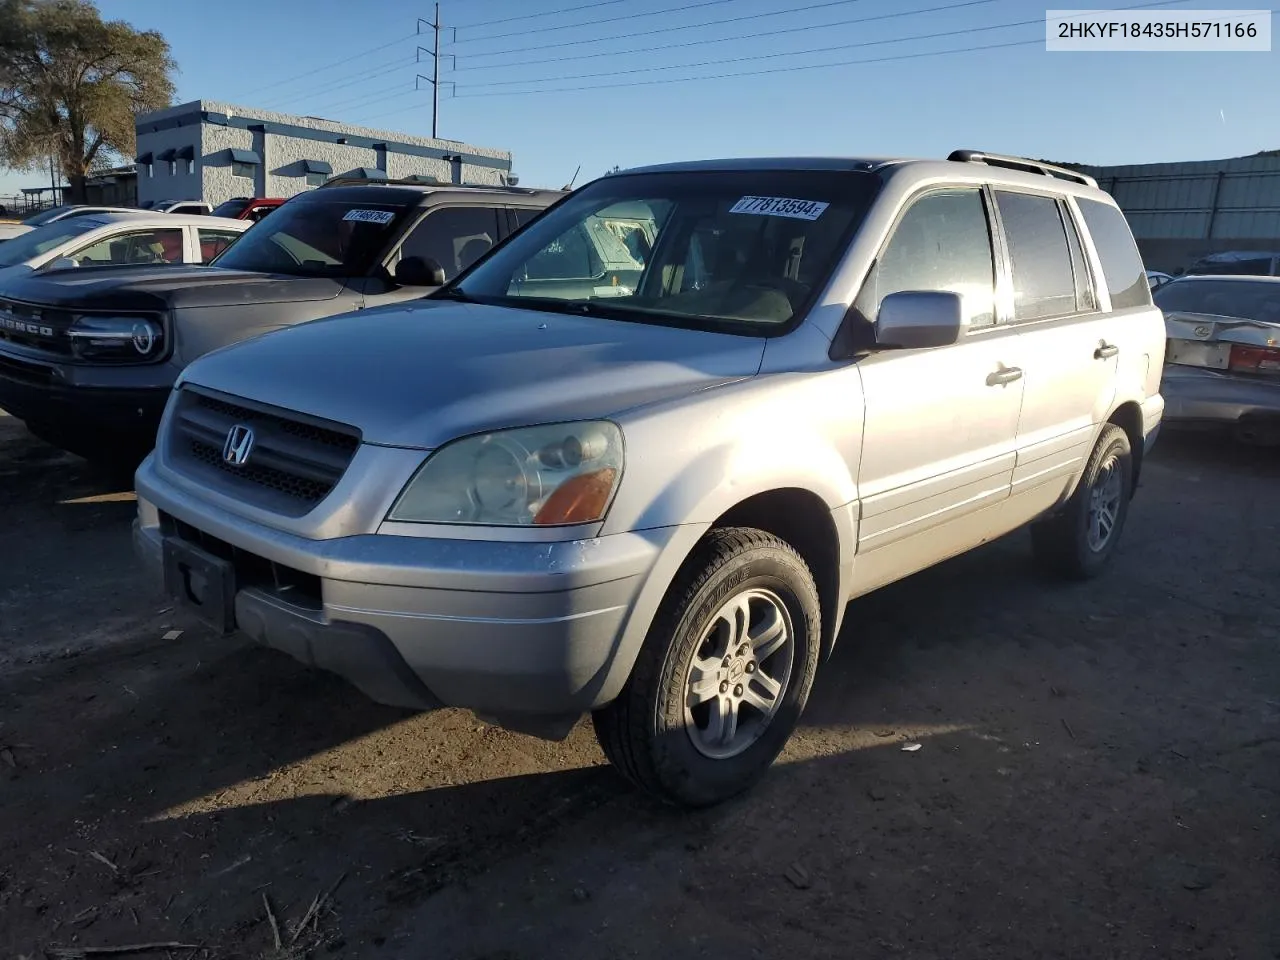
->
(0, 212), (250, 286)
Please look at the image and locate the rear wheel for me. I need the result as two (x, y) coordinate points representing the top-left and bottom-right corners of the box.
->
(592, 527), (821, 807)
(1031, 423), (1133, 580)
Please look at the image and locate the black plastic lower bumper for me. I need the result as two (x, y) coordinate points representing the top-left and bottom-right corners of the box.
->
(0, 353), (171, 440)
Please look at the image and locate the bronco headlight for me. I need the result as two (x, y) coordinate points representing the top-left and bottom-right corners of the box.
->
(68, 314), (165, 362)
(388, 421), (624, 526)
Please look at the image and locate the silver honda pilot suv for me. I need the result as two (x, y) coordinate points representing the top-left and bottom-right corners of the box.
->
(134, 151), (1166, 807)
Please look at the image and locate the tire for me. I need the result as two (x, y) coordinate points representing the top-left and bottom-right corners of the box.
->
(592, 527), (821, 807)
(1031, 423), (1133, 580)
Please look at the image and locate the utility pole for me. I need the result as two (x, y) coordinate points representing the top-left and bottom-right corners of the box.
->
(417, 6), (442, 139)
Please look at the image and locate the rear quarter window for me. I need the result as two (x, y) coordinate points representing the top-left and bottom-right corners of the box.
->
(1077, 199), (1151, 310)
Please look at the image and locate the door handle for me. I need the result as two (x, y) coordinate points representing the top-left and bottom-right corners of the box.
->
(1095, 342), (1119, 359)
(986, 366), (1023, 386)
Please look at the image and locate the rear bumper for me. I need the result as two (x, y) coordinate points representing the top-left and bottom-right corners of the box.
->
(1161, 365), (1280, 440)
(0, 349), (173, 436)
(133, 453), (684, 731)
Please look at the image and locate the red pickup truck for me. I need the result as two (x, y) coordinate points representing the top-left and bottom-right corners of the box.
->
(209, 197), (285, 222)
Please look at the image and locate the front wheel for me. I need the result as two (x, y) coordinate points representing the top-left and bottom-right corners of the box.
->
(1031, 423), (1133, 580)
(592, 527), (821, 807)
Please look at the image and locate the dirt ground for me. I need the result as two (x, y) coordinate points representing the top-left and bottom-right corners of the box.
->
(0, 412), (1277, 960)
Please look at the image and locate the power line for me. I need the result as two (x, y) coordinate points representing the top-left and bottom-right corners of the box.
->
(455, 6), (1095, 90)
(305, 82), (418, 115)
(223, 32), (416, 101)
(354, 98), (439, 126)
(462, 24), (1018, 89)
(454, 36), (1043, 98)
(448, 0), (996, 74)
(452, 0), (625, 32)
(445, 0), (741, 46)
(447, 0), (869, 61)
(450, 0), (1201, 96)
(265, 58), (410, 110)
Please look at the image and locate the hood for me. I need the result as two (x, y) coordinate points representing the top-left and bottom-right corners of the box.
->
(0, 263), (34, 286)
(0, 265), (345, 312)
(183, 301), (766, 448)
(0, 223), (32, 242)
(1164, 310), (1280, 347)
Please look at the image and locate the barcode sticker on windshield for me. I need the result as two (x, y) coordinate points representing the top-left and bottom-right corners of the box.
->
(730, 196), (829, 220)
(343, 208), (395, 224)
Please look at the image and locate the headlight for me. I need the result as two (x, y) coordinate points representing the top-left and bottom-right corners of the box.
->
(68, 314), (165, 362)
(388, 421), (624, 526)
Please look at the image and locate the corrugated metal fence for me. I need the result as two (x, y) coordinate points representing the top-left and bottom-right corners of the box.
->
(1076, 153), (1280, 272)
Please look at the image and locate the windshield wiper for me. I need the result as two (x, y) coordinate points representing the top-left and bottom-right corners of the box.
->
(501, 296), (622, 318)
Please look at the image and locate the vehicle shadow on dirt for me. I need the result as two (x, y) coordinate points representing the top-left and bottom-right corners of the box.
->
(0, 526), (1207, 958)
(4, 423), (1278, 956)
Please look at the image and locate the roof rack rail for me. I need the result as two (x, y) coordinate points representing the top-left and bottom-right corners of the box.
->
(947, 150), (1098, 188)
(317, 175), (551, 194)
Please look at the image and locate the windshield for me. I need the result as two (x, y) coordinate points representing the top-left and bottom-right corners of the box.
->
(0, 218), (103, 267)
(1155, 279), (1280, 324)
(22, 206), (80, 226)
(211, 199), (251, 218)
(211, 198), (412, 277)
(450, 169), (880, 333)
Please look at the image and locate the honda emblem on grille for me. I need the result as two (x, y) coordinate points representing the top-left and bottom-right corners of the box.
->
(222, 424), (255, 466)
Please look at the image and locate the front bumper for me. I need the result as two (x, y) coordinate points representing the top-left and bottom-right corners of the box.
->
(0, 349), (173, 436)
(1161, 365), (1280, 441)
(134, 453), (682, 731)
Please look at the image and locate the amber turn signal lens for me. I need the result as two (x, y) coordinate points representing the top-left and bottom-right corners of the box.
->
(533, 468), (617, 525)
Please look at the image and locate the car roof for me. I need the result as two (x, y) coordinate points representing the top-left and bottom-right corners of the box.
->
(614, 154), (1112, 200)
(302, 183), (565, 205)
(72, 211), (249, 229)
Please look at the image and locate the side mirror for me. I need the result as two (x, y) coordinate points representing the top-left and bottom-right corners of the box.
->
(395, 255), (447, 287)
(874, 290), (967, 349)
(46, 256), (79, 271)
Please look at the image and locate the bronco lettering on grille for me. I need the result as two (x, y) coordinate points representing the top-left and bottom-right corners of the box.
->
(0, 316), (54, 338)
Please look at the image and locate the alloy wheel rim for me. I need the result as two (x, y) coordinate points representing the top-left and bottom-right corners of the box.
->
(1086, 455), (1123, 552)
(683, 588), (794, 760)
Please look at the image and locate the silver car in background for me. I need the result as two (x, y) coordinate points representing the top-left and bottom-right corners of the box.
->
(134, 152), (1166, 806)
(1155, 275), (1280, 444)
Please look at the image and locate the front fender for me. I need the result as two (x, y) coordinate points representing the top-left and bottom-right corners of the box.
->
(602, 369), (864, 536)
(587, 369), (865, 706)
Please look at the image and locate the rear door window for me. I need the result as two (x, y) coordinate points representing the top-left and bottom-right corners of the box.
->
(1077, 199), (1151, 309)
(398, 206), (503, 281)
(994, 191), (1077, 322)
(198, 228), (242, 263)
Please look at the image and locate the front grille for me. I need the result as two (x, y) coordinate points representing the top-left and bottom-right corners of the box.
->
(0, 297), (75, 356)
(168, 386), (361, 515)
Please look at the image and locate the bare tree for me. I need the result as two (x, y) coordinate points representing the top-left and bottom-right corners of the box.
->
(0, 0), (175, 202)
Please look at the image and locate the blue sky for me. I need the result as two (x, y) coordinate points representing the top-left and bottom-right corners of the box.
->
(2, 0), (1277, 197)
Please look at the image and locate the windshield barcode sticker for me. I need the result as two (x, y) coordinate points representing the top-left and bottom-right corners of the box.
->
(729, 196), (829, 220)
(342, 209), (395, 224)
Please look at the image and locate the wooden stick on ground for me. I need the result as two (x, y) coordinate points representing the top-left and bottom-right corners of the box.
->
(262, 893), (282, 951)
(47, 943), (198, 959)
